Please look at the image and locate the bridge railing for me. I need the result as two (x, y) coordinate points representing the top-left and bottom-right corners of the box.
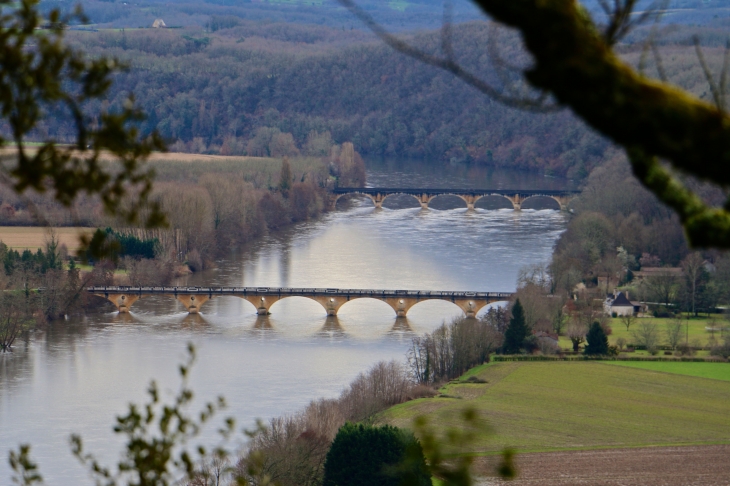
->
(87, 286), (514, 300)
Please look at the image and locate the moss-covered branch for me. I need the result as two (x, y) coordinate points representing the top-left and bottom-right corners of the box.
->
(473, 0), (730, 247)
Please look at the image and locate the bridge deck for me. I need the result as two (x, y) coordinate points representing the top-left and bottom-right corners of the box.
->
(88, 286), (513, 299)
(332, 187), (579, 196)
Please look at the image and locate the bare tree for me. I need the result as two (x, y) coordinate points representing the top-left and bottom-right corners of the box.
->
(665, 317), (683, 350)
(620, 313), (636, 332)
(681, 252), (705, 316)
(0, 291), (39, 351)
(632, 320), (660, 351)
(566, 323), (586, 352)
(643, 268), (679, 306)
(187, 455), (230, 486)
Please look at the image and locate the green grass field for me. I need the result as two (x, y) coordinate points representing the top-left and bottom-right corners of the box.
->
(555, 316), (728, 350)
(607, 361), (730, 381)
(381, 361), (730, 453)
(607, 316), (727, 347)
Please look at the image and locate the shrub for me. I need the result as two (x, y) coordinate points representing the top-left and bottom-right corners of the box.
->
(322, 423), (431, 486)
(710, 340), (730, 359)
(537, 336), (560, 355)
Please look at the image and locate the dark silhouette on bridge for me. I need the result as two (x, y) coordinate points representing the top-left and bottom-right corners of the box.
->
(331, 187), (580, 210)
(88, 286), (513, 317)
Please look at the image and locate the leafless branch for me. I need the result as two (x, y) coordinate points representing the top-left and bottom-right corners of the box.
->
(694, 35), (724, 110)
(440, 0), (455, 63)
(338, 0), (559, 112)
(599, 0), (669, 45)
(719, 40), (730, 110)
(651, 41), (668, 82)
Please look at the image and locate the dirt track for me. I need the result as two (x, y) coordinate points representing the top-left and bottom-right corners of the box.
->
(477, 445), (730, 485)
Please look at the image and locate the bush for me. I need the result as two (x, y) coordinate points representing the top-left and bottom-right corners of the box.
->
(323, 423), (431, 486)
(710, 340), (730, 359)
(676, 342), (695, 356)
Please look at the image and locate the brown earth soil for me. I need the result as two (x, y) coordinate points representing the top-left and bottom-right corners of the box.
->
(476, 445), (730, 485)
(0, 226), (93, 251)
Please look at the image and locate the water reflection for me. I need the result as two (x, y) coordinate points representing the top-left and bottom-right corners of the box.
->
(318, 316), (345, 336)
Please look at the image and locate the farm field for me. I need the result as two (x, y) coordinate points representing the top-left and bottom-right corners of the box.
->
(555, 316), (728, 349)
(381, 361), (730, 453)
(0, 226), (93, 252)
(607, 361), (730, 382)
(478, 445), (730, 485)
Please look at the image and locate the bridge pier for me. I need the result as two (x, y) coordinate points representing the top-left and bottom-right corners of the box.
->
(460, 195), (481, 211)
(104, 293), (140, 313)
(453, 299), (489, 318)
(506, 194), (525, 211)
(382, 297), (417, 317)
(311, 296), (348, 316)
(371, 193), (386, 209)
(553, 195), (571, 211)
(417, 194), (432, 209)
(175, 294), (210, 314)
(243, 295), (280, 315)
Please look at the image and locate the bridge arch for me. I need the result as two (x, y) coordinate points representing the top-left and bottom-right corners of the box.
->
(335, 296), (405, 317)
(332, 192), (379, 210)
(474, 195), (516, 210)
(405, 298), (469, 318)
(520, 195), (563, 210)
(427, 194), (471, 210)
(380, 193), (423, 209)
(267, 295), (335, 316)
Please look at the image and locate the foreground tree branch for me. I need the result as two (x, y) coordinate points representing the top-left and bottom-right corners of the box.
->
(0, 0), (166, 246)
(471, 0), (730, 248)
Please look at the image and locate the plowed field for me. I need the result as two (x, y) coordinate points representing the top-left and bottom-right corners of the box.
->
(478, 445), (730, 485)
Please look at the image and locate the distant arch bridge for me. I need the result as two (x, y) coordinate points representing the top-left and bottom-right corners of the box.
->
(331, 188), (580, 210)
(88, 286), (513, 317)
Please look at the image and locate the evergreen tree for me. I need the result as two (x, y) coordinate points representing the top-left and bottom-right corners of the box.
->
(503, 299), (529, 354)
(584, 321), (609, 355)
(323, 423), (431, 486)
(279, 156), (292, 197)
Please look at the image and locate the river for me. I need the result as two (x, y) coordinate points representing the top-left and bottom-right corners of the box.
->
(0, 161), (573, 484)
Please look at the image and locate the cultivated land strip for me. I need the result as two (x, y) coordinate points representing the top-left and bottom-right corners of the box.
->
(477, 445), (730, 485)
(381, 362), (730, 453)
(606, 361), (730, 382)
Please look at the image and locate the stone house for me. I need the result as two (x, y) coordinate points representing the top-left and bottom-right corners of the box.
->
(604, 291), (635, 316)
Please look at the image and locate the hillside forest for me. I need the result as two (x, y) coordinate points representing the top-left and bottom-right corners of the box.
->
(16, 12), (730, 180)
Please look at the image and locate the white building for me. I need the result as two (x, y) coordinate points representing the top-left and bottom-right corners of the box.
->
(604, 291), (634, 317)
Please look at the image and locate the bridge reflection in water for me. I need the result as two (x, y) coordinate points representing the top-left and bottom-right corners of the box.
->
(88, 286), (513, 318)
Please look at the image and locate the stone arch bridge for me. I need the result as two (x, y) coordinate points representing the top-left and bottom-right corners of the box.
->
(331, 188), (580, 210)
(88, 286), (513, 318)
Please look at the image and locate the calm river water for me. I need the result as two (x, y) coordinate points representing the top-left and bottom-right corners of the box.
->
(0, 161), (573, 484)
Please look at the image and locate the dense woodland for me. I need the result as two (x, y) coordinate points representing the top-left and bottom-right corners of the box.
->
(9, 14), (719, 179)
